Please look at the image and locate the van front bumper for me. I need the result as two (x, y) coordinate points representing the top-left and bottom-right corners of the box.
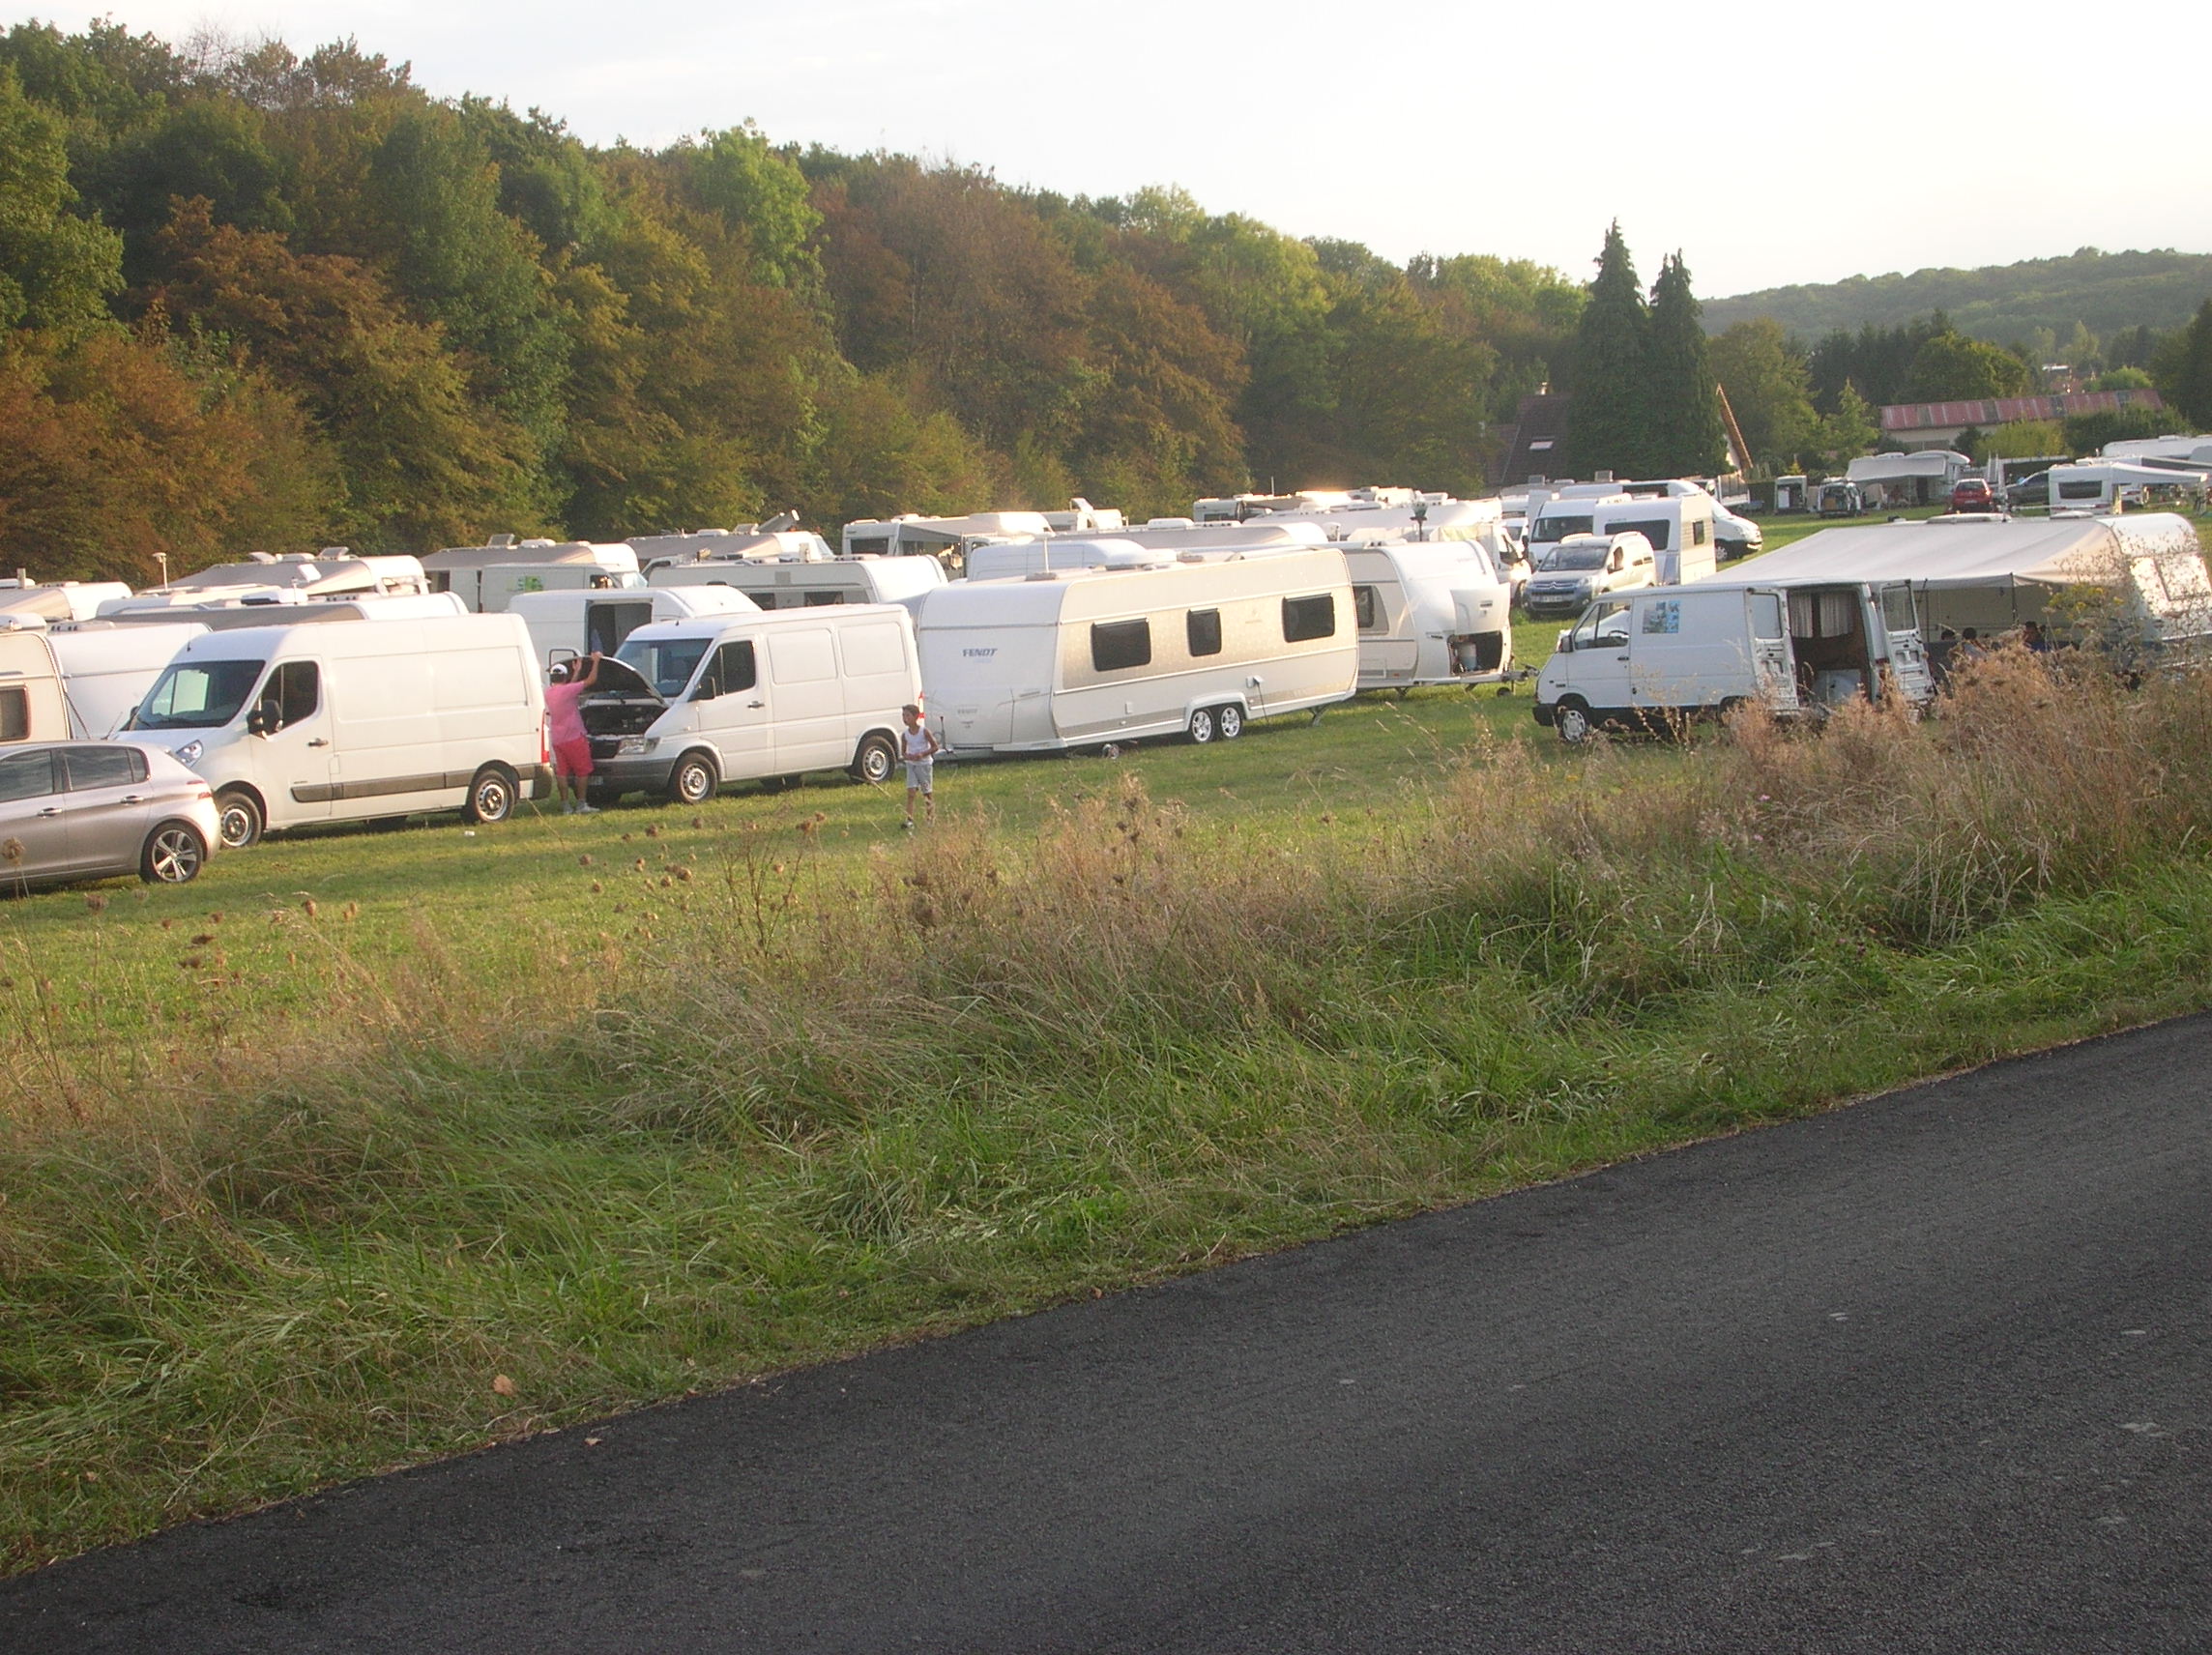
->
(587, 753), (679, 798)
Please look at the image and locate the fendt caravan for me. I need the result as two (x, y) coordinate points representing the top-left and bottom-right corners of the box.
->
(122, 613), (550, 846)
(505, 585), (758, 671)
(915, 544), (1358, 753)
(577, 606), (923, 803)
(1344, 543), (1513, 688)
(1533, 580), (1933, 742)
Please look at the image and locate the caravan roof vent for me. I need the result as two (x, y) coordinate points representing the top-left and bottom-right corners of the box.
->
(1023, 570), (1061, 582)
(489, 533), (517, 548)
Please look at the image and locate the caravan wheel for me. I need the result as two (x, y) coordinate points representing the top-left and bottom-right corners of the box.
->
(1215, 703), (1244, 740)
(1188, 707), (1217, 744)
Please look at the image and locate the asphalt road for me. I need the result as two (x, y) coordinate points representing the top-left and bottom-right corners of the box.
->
(7, 1017), (2210, 1653)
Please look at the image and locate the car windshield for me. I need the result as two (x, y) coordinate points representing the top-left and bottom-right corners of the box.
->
(1540, 543), (1609, 572)
(616, 636), (709, 697)
(128, 659), (266, 730)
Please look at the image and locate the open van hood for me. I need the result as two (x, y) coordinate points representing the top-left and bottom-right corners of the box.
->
(580, 655), (663, 702)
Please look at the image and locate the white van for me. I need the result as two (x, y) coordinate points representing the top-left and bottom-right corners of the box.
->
(46, 623), (211, 738)
(1533, 580), (1933, 742)
(121, 613), (550, 846)
(915, 544), (1357, 753)
(1345, 543), (1512, 689)
(506, 585), (758, 672)
(580, 605), (923, 803)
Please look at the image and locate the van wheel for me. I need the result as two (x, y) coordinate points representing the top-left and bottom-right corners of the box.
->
(464, 766), (517, 825)
(215, 789), (263, 850)
(669, 751), (719, 805)
(1188, 707), (1217, 744)
(1555, 697), (1595, 745)
(140, 821), (207, 885)
(1216, 703), (1245, 740)
(852, 733), (898, 785)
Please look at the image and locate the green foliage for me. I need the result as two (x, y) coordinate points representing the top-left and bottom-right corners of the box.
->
(1708, 317), (1816, 472)
(0, 66), (125, 334)
(2062, 405), (2171, 456)
(677, 122), (822, 292)
(1810, 382), (1877, 470)
(1564, 221), (1649, 477)
(1644, 252), (1727, 476)
(1978, 419), (2065, 461)
(1905, 328), (2032, 401)
(2161, 299), (2212, 427)
(1704, 246), (2212, 345)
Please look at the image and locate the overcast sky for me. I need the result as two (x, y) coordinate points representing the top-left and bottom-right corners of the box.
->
(18, 0), (2211, 297)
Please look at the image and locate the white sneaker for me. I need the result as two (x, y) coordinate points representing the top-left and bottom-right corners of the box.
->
(577, 803), (600, 815)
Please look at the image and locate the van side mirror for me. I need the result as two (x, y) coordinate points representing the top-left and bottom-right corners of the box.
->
(1557, 630), (1575, 653)
(247, 702), (276, 737)
(691, 676), (719, 702)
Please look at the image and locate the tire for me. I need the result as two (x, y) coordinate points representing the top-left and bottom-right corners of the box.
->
(463, 765), (517, 825)
(1188, 707), (1217, 744)
(215, 788), (263, 850)
(139, 820), (206, 885)
(1215, 703), (1245, 740)
(852, 732), (897, 785)
(1555, 697), (1595, 745)
(668, 750), (719, 806)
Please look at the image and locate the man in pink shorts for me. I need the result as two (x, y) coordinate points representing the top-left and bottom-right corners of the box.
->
(546, 653), (602, 814)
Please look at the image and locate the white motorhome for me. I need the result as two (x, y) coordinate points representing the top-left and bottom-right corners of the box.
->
(0, 631), (69, 744)
(1534, 580), (1933, 743)
(1344, 543), (1512, 689)
(646, 547), (946, 615)
(45, 624), (211, 738)
(578, 606), (923, 803)
(506, 585), (758, 672)
(121, 613), (550, 846)
(915, 545), (1357, 753)
(420, 538), (641, 612)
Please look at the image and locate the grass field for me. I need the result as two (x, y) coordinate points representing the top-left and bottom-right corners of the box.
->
(8, 519), (2212, 1572)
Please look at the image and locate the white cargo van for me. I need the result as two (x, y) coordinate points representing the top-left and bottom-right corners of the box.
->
(915, 544), (1358, 753)
(580, 605), (923, 803)
(46, 623), (211, 738)
(506, 585), (758, 672)
(122, 613), (550, 846)
(1344, 543), (1512, 689)
(1533, 580), (1932, 743)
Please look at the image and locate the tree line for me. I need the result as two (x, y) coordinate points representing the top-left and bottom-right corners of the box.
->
(0, 22), (1607, 584)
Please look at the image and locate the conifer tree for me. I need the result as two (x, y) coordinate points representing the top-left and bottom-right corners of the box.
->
(1564, 221), (1649, 478)
(1643, 252), (1727, 476)
(2165, 299), (2212, 428)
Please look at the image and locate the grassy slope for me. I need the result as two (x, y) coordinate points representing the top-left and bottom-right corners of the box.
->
(7, 558), (2212, 1571)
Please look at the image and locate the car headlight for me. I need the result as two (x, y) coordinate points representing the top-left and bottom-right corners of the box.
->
(616, 736), (659, 756)
(176, 740), (203, 767)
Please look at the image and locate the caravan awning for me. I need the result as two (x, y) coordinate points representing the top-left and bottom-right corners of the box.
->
(1740, 515), (2152, 590)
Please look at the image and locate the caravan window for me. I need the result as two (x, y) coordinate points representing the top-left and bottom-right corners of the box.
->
(1692, 519), (1709, 547)
(801, 591), (846, 607)
(1091, 620), (1152, 672)
(1611, 517), (1673, 551)
(2057, 479), (2105, 501)
(848, 537), (891, 557)
(1352, 587), (1382, 630)
(0, 748), (55, 801)
(0, 685), (25, 742)
(1186, 609), (1222, 657)
(1281, 595), (1336, 643)
(132, 659), (265, 730)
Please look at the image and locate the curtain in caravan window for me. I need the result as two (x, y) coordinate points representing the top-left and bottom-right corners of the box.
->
(1788, 591), (1858, 637)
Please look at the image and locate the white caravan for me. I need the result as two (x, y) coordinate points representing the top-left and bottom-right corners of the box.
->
(2046, 461), (2209, 512)
(96, 592), (470, 629)
(915, 544), (1357, 753)
(961, 525), (1328, 582)
(421, 538), (641, 612)
(1345, 543), (1513, 689)
(578, 606), (923, 803)
(1534, 580), (1933, 743)
(122, 613), (550, 847)
(630, 527), (830, 566)
(506, 585), (758, 672)
(646, 547), (946, 615)
(840, 511), (1055, 569)
(157, 551), (429, 598)
(0, 632), (69, 744)
(45, 624), (212, 738)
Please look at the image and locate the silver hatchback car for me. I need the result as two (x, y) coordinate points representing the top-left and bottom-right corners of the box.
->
(0, 741), (221, 890)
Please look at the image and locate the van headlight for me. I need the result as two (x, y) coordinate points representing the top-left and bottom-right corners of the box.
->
(176, 740), (203, 767)
(616, 736), (659, 756)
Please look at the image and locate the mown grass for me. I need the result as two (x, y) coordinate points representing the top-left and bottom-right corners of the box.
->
(7, 640), (2212, 1573)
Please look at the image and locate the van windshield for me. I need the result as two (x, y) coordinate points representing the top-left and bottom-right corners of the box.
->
(617, 636), (711, 697)
(129, 659), (266, 729)
(1539, 542), (1609, 572)
(1531, 514), (1593, 543)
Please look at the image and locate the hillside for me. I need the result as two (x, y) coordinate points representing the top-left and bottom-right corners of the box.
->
(1704, 247), (2212, 345)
